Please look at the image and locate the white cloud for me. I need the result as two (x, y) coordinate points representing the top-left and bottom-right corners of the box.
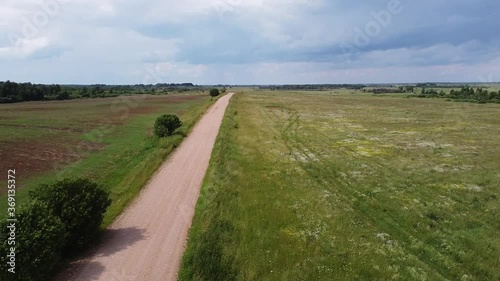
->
(156, 62), (207, 78)
(0, 0), (499, 83)
(0, 37), (50, 59)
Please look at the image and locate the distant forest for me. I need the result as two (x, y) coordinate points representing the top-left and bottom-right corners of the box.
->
(259, 84), (366, 90)
(417, 86), (500, 104)
(2, 80), (499, 104)
(0, 81), (204, 103)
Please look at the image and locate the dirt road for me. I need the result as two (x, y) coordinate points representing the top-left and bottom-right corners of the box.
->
(57, 93), (234, 281)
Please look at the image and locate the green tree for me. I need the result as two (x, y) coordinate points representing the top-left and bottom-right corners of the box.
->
(210, 88), (220, 97)
(154, 114), (183, 137)
(30, 178), (111, 255)
(81, 87), (89, 97)
(0, 201), (67, 281)
(56, 90), (70, 100)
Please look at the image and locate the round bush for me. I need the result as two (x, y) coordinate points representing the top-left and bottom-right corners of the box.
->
(30, 178), (111, 255)
(0, 201), (67, 281)
(209, 88), (220, 97)
(154, 114), (182, 137)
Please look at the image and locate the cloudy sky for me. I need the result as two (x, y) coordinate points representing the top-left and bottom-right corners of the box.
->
(1, 0), (499, 84)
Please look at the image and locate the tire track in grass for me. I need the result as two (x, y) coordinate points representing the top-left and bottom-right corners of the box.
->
(260, 100), (458, 280)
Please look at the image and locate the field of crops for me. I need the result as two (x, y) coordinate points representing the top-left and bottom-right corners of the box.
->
(181, 90), (500, 280)
(0, 93), (212, 224)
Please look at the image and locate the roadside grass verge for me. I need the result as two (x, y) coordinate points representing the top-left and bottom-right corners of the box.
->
(180, 90), (500, 280)
(179, 95), (240, 281)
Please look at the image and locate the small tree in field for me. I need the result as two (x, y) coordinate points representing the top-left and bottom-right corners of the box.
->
(154, 114), (182, 137)
(209, 88), (220, 97)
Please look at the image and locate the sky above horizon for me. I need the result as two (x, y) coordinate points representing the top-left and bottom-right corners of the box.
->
(1, 0), (499, 84)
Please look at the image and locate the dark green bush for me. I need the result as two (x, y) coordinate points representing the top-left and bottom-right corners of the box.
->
(30, 178), (111, 255)
(0, 201), (67, 281)
(154, 114), (182, 137)
(209, 88), (220, 97)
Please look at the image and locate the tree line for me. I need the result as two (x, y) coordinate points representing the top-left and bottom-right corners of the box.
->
(0, 81), (205, 103)
(418, 86), (500, 103)
(370, 86), (415, 94)
(259, 84), (366, 91)
(0, 81), (65, 103)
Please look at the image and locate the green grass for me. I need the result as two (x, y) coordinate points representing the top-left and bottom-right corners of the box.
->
(0, 94), (213, 226)
(180, 90), (500, 281)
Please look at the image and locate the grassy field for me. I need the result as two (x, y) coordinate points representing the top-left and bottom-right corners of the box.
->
(180, 90), (500, 280)
(0, 93), (212, 225)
